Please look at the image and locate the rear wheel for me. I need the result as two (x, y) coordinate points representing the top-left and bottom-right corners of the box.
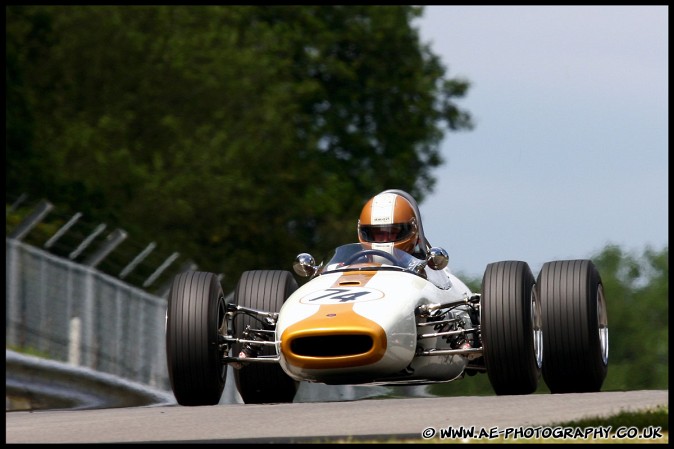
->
(538, 260), (608, 393)
(481, 261), (542, 395)
(233, 270), (299, 404)
(166, 271), (228, 406)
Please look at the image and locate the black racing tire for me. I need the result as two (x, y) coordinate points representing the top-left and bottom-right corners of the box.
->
(537, 260), (608, 393)
(481, 260), (543, 395)
(233, 270), (299, 404)
(166, 271), (228, 406)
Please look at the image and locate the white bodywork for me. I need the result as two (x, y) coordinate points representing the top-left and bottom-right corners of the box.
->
(276, 256), (475, 386)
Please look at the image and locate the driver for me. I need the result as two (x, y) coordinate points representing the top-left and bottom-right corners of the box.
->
(357, 190), (428, 260)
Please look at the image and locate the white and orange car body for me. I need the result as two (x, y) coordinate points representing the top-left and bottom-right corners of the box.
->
(276, 250), (476, 386)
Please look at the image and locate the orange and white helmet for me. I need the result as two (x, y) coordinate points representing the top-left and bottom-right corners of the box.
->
(358, 192), (420, 254)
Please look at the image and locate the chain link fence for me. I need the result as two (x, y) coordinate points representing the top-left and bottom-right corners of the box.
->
(6, 238), (170, 390)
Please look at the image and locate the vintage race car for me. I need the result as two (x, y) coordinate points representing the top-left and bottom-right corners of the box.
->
(165, 194), (608, 406)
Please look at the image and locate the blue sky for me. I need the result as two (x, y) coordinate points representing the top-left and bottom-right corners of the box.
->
(413, 5), (668, 279)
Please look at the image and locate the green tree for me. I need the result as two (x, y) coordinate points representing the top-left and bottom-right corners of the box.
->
(592, 245), (669, 391)
(6, 6), (473, 290)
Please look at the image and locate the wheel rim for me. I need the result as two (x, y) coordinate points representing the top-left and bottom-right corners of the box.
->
(597, 284), (609, 365)
(531, 288), (543, 368)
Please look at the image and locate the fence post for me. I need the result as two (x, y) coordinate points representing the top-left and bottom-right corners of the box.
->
(6, 239), (21, 347)
(69, 224), (106, 260)
(68, 317), (81, 365)
(44, 212), (82, 249)
(8, 199), (53, 241)
(84, 228), (128, 268)
(80, 269), (96, 369)
(119, 242), (156, 279)
(143, 252), (180, 288)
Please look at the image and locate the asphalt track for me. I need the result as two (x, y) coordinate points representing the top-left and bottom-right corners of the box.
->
(5, 389), (668, 443)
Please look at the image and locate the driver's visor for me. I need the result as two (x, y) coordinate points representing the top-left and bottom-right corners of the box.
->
(359, 223), (414, 243)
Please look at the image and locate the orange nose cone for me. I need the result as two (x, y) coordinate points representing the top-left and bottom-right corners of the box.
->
(281, 303), (387, 369)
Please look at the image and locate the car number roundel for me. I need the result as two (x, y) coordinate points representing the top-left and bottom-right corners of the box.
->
(299, 287), (384, 304)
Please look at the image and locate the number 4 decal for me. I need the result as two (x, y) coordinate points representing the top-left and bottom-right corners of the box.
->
(308, 288), (370, 302)
(300, 288), (384, 304)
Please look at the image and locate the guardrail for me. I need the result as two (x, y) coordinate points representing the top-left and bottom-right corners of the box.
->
(5, 349), (396, 411)
(6, 350), (176, 411)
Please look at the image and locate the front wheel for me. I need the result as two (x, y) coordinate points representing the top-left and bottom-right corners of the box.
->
(233, 270), (299, 404)
(166, 271), (228, 406)
(538, 260), (608, 393)
(481, 260), (542, 395)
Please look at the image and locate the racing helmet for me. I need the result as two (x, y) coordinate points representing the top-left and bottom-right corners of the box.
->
(358, 192), (419, 254)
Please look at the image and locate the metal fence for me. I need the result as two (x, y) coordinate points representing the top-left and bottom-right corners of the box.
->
(6, 237), (170, 390)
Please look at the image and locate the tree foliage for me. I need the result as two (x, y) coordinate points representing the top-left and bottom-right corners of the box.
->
(591, 245), (668, 391)
(6, 5), (473, 290)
